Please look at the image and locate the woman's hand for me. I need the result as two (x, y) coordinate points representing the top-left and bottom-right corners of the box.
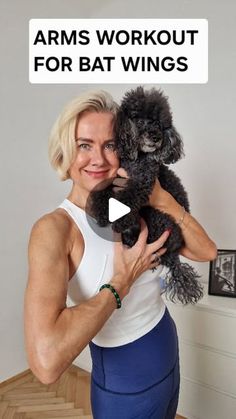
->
(112, 168), (129, 192)
(111, 218), (170, 298)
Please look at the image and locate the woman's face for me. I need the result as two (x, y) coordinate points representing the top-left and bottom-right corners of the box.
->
(69, 111), (119, 194)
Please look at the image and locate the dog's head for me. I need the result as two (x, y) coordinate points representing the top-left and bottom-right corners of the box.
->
(115, 86), (184, 164)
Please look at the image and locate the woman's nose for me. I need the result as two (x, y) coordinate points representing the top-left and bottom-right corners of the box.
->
(91, 147), (106, 165)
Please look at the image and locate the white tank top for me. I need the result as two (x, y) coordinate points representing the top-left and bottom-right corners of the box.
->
(59, 198), (166, 347)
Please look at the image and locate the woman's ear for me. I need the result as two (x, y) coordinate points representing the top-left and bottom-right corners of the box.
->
(160, 126), (185, 164)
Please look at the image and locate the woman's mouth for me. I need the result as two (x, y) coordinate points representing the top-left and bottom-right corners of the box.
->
(84, 169), (110, 179)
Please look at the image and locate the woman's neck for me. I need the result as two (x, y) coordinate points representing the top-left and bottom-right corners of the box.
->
(67, 186), (89, 211)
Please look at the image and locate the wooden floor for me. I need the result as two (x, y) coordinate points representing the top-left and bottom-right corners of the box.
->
(0, 366), (186, 418)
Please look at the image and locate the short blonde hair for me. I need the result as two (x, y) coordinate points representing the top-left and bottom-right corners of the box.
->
(48, 90), (118, 180)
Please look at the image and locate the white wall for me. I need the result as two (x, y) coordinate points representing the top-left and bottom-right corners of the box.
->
(0, 0), (235, 382)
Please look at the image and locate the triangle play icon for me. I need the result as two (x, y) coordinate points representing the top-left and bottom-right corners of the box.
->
(108, 198), (131, 222)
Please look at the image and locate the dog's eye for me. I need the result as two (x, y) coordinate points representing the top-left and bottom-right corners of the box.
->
(104, 142), (116, 151)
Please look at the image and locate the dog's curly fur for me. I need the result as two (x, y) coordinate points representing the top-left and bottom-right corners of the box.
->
(89, 86), (204, 305)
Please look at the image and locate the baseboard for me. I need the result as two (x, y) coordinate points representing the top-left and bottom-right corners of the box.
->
(0, 369), (31, 388)
(0, 364), (89, 388)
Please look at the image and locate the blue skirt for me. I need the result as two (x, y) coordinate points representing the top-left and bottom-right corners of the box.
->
(89, 307), (180, 419)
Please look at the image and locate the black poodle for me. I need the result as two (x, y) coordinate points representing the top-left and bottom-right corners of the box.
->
(89, 86), (203, 305)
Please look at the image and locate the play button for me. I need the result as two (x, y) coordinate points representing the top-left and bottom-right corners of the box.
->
(84, 178), (133, 242)
(108, 198), (131, 222)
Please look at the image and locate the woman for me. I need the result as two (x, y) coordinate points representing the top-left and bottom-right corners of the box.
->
(24, 90), (217, 419)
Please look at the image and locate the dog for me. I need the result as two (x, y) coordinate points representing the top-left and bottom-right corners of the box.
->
(89, 86), (203, 305)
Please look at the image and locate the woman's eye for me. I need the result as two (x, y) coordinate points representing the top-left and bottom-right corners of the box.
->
(78, 143), (91, 150)
(105, 143), (116, 150)
(76, 142), (116, 151)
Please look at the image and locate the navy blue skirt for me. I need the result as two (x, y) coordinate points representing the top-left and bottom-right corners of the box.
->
(89, 307), (180, 419)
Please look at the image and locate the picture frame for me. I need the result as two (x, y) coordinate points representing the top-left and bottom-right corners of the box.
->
(208, 249), (236, 297)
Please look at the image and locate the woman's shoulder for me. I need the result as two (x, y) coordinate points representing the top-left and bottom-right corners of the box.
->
(32, 208), (72, 232)
(30, 207), (83, 254)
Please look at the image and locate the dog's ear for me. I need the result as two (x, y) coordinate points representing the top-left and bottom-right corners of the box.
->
(159, 126), (185, 164)
(116, 117), (139, 161)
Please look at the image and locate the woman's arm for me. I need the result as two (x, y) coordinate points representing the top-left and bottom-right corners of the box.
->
(149, 179), (217, 262)
(25, 213), (169, 385)
(25, 214), (121, 385)
(114, 168), (217, 262)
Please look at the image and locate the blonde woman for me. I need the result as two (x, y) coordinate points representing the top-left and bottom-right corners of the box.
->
(24, 90), (216, 419)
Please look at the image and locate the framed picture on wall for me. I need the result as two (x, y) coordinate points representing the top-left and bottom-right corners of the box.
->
(208, 249), (236, 297)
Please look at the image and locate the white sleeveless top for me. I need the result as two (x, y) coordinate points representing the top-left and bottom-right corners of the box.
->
(59, 198), (167, 347)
